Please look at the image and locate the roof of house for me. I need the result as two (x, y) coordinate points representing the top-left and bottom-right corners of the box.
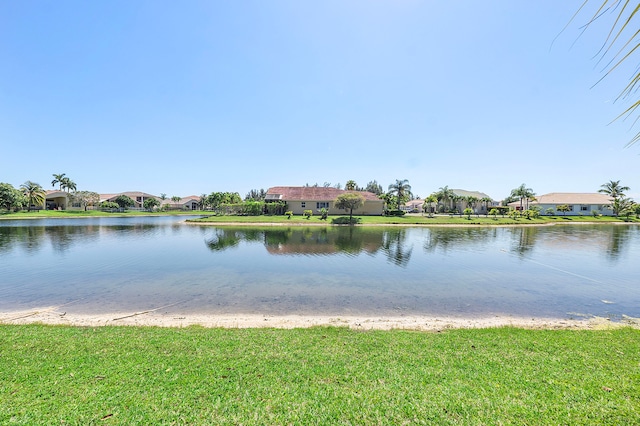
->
(451, 189), (493, 200)
(404, 199), (424, 208)
(45, 190), (68, 197)
(509, 193), (613, 206)
(100, 191), (158, 202)
(266, 186), (381, 202)
(160, 195), (200, 205)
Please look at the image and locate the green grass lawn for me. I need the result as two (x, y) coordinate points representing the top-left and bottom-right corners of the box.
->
(0, 210), (200, 219)
(1, 325), (638, 424)
(3, 209), (638, 225)
(189, 213), (638, 226)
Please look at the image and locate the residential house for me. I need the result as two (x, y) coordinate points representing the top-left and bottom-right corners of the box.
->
(45, 190), (69, 210)
(508, 193), (614, 216)
(265, 186), (384, 216)
(437, 189), (496, 214)
(161, 195), (201, 210)
(401, 199), (424, 213)
(100, 191), (158, 209)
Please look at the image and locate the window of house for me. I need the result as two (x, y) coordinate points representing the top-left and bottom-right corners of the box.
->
(581, 206), (588, 211)
(136, 197), (142, 202)
(316, 202), (329, 209)
(301, 202), (306, 208)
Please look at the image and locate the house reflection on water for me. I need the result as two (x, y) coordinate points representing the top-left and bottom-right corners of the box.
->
(204, 227), (414, 267)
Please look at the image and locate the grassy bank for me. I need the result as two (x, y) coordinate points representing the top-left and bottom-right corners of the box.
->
(1, 325), (638, 424)
(188, 213), (638, 226)
(0, 210), (201, 219)
(2, 209), (638, 225)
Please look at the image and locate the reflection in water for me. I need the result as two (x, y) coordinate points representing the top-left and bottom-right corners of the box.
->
(423, 227), (496, 253)
(205, 227), (385, 257)
(606, 225), (631, 260)
(0, 222), (159, 254)
(510, 227), (540, 256)
(381, 229), (412, 267)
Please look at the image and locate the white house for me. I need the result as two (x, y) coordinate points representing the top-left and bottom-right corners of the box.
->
(509, 193), (614, 216)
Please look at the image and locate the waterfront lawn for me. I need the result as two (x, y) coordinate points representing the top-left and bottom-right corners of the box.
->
(0, 210), (200, 219)
(190, 213), (637, 225)
(1, 325), (639, 424)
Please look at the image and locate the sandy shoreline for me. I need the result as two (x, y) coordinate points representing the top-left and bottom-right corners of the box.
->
(2, 307), (638, 330)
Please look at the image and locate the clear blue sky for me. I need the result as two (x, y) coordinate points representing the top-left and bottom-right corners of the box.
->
(1, 1), (638, 201)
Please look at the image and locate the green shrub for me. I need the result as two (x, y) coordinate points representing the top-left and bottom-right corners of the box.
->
(303, 209), (313, 219)
(489, 208), (499, 220)
(319, 208), (328, 220)
(385, 210), (405, 216)
(463, 208), (473, 219)
(285, 211), (293, 219)
(100, 201), (120, 211)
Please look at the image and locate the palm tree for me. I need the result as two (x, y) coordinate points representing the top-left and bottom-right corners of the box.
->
(480, 197), (492, 215)
(598, 180), (629, 201)
(451, 195), (463, 214)
(568, 1), (640, 145)
(51, 173), (66, 190)
(435, 186), (455, 213)
(345, 180), (357, 191)
(61, 177), (76, 192)
(510, 184), (535, 211)
(423, 194), (438, 217)
(466, 196), (479, 214)
(387, 179), (412, 211)
(20, 181), (46, 211)
(199, 194), (208, 210)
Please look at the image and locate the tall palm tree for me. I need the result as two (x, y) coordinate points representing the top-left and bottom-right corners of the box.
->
(435, 186), (454, 213)
(51, 173), (66, 190)
(466, 196), (479, 213)
(388, 179), (412, 211)
(20, 181), (46, 211)
(599, 180), (631, 215)
(423, 194), (438, 216)
(510, 184), (534, 211)
(598, 180), (629, 201)
(61, 177), (76, 192)
(480, 196), (492, 215)
(345, 180), (357, 191)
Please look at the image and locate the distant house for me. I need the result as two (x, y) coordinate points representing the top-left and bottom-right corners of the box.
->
(161, 195), (201, 210)
(100, 191), (158, 208)
(508, 193), (613, 216)
(401, 199), (424, 213)
(45, 190), (68, 210)
(265, 186), (384, 216)
(436, 189), (496, 214)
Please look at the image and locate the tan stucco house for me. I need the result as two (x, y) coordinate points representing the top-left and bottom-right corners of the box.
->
(100, 191), (158, 208)
(265, 186), (384, 216)
(45, 190), (69, 210)
(161, 195), (201, 210)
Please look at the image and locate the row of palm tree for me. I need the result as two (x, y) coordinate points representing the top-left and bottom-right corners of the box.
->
(51, 173), (76, 192)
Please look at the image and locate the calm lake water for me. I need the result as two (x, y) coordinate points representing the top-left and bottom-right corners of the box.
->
(0, 216), (638, 320)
